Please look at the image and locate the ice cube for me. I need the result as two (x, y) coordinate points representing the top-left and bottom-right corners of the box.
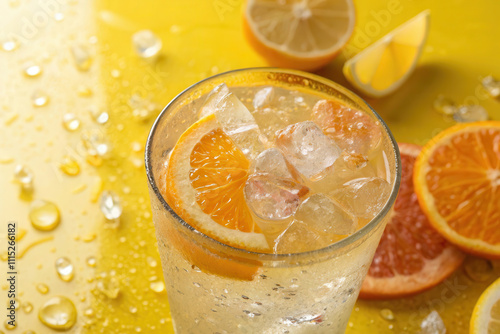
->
(482, 75), (500, 98)
(433, 95), (457, 116)
(330, 177), (391, 219)
(420, 311), (446, 334)
(452, 105), (489, 123)
(295, 194), (357, 235)
(253, 87), (274, 109)
(244, 174), (309, 221)
(275, 121), (341, 181)
(274, 220), (330, 254)
(199, 83), (230, 118)
(310, 152), (377, 194)
(215, 92), (268, 160)
(252, 148), (296, 180)
(251, 106), (292, 140)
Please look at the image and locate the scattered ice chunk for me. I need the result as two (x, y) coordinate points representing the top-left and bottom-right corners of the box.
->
(420, 311), (446, 334)
(295, 194), (357, 236)
(275, 121), (341, 181)
(311, 152), (377, 194)
(199, 83), (230, 118)
(453, 105), (489, 123)
(433, 95), (457, 116)
(252, 148), (295, 180)
(214, 92), (268, 160)
(253, 87), (274, 109)
(482, 75), (500, 98)
(132, 30), (162, 59)
(70, 44), (92, 71)
(99, 191), (122, 220)
(331, 177), (391, 219)
(244, 174), (308, 221)
(274, 220), (328, 254)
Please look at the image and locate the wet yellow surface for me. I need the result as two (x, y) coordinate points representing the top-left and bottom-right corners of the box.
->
(0, 0), (499, 333)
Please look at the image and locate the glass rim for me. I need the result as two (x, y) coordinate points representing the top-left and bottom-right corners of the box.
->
(145, 67), (402, 261)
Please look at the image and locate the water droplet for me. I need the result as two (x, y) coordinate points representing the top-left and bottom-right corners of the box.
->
(146, 257), (157, 268)
(38, 296), (77, 330)
(29, 200), (60, 231)
(150, 281), (165, 294)
(24, 330), (36, 334)
(24, 63), (42, 78)
(433, 95), (456, 116)
(128, 94), (159, 122)
(31, 90), (49, 107)
(135, 327), (142, 333)
(99, 191), (122, 220)
(77, 85), (93, 97)
(86, 256), (96, 267)
(54, 12), (64, 21)
(59, 156), (80, 176)
(88, 106), (109, 124)
(62, 113), (81, 131)
(97, 276), (120, 299)
(55, 257), (74, 282)
(132, 30), (162, 59)
(129, 306), (137, 314)
(464, 257), (494, 282)
(84, 308), (94, 317)
(453, 105), (489, 123)
(4, 319), (16, 329)
(380, 308), (394, 321)
(36, 283), (49, 294)
(81, 130), (109, 162)
(13, 164), (33, 189)
(1, 37), (20, 52)
(482, 75), (500, 98)
(110, 69), (121, 78)
(70, 44), (92, 71)
(22, 302), (33, 314)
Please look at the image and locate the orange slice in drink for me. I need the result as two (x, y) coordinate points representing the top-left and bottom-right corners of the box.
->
(414, 121), (500, 259)
(312, 99), (382, 155)
(243, 0), (355, 71)
(360, 143), (465, 299)
(165, 114), (268, 251)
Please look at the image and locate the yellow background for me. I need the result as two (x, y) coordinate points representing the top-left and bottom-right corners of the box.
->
(1, 0), (499, 333)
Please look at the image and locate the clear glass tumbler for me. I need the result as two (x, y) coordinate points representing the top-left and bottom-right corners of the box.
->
(146, 68), (401, 334)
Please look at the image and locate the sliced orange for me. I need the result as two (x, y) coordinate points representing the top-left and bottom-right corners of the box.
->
(312, 99), (382, 156)
(470, 277), (500, 334)
(165, 114), (268, 252)
(360, 143), (465, 299)
(243, 0), (355, 71)
(414, 121), (500, 259)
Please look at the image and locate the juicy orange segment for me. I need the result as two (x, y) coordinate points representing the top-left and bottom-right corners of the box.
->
(414, 121), (500, 259)
(189, 128), (259, 233)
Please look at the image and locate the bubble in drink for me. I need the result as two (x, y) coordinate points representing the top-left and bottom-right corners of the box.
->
(331, 177), (391, 219)
(253, 87), (274, 109)
(275, 121), (341, 181)
(132, 30), (162, 59)
(252, 148), (295, 180)
(420, 310), (446, 334)
(244, 174), (308, 220)
(199, 83), (230, 118)
(453, 105), (488, 123)
(295, 194), (357, 236)
(214, 92), (268, 159)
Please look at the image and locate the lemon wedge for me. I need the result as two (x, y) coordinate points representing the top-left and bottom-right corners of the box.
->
(343, 10), (430, 97)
